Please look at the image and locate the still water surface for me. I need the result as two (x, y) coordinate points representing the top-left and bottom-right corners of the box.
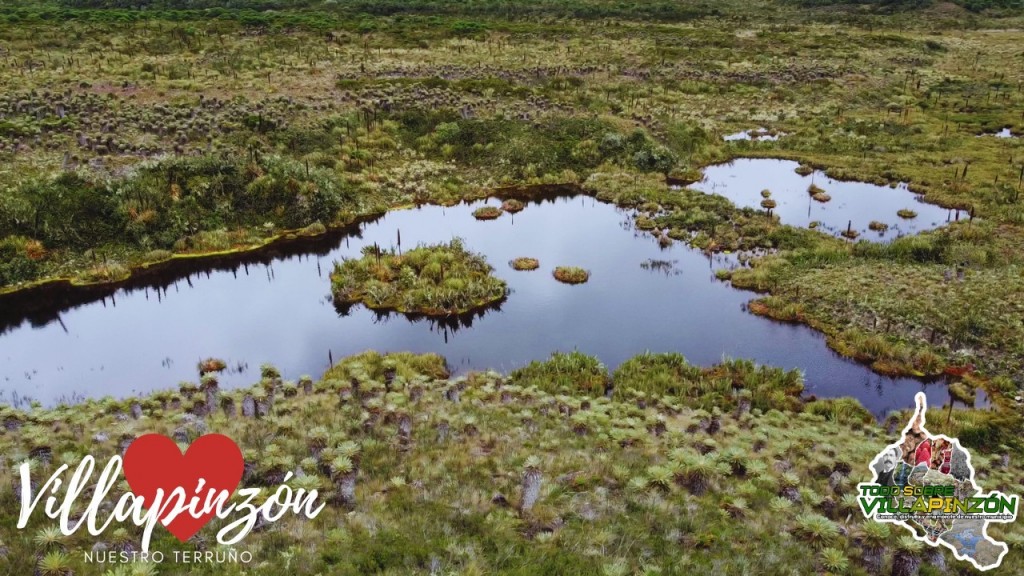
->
(0, 163), (973, 416)
(692, 159), (952, 241)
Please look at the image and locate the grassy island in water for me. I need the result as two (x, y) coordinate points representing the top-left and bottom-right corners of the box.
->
(331, 239), (508, 316)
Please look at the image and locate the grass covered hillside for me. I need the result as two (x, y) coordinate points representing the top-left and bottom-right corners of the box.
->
(2, 351), (1022, 575)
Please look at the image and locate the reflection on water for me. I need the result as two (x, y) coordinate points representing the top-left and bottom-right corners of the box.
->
(979, 128), (1017, 138)
(0, 190), (978, 417)
(691, 158), (952, 241)
(333, 294), (508, 337)
(723, 128), (786, 142)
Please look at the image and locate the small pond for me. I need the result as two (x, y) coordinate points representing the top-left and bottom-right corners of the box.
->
(691, 158), (953, 241)
(723, 128), (785, 142)
(983, 128), (1017, 139)
(0, 187), (977, 417)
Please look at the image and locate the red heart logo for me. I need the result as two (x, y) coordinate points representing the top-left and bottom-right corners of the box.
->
(123, 434), (244, 542)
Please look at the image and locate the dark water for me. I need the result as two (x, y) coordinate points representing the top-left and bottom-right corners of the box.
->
(0, 191), (978, 417)
(692, 158), (953, 241)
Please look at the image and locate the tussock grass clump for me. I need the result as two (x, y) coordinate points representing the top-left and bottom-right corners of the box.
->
(804, 397), (875, 425)
(760, 199), (777, 210)
(2, 349), (1022, 575)
(893, 535), (925, 576)
(673, 452), (727, 496)
(868, 221), (889, 232)
(513, 351), (809, 413)
(612, 352), (703, 396)
(510, 257), (540, 271)
(811, 192), (831, 203)
(583, 171), (668, 205)
(897, 209), (918, 219)
(509, 350), (608, 396)
(36, 551), (73, 576)
(472, 206), (503, 220)
(635, 216), (657, 230)
(331, 238), (507, 316)
(75, 262), (129, 284)
(795, 165), (814, 176)
(553, 266), (590, 284)
(298, 221), (328, 237)
(178, 228), (264, 253)
(322, 350), (451, 383)
(702, 357), (804, 411)
(794, 513), (840, 549)
(143, 249), (173, 261)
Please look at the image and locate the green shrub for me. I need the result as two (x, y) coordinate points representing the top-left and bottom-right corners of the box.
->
(509, 350), (607, 396)
(0, 236), (41, 285)
(613, 352), (703, 398)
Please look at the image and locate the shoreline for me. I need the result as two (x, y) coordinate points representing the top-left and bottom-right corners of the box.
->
(0, 348), (982, 423)
(1, 151), (955, 304)
(0, 159), (976, 393)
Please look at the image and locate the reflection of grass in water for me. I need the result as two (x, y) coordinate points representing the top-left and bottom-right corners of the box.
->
(331, 238), (507, 316)
(501, 199), (525, 213)
(473, 206), (503, 220)
(640, 258), (678, 275)
(340, 299), (505, 333)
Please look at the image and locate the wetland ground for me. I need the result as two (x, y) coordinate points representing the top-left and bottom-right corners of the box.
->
(1, 1), (1023, 574)
(0, 194), (978, 417)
